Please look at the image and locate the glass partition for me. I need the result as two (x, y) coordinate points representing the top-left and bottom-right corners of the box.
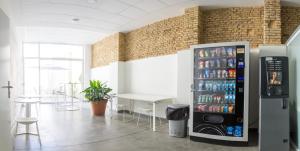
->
(23, 43), (84, 102)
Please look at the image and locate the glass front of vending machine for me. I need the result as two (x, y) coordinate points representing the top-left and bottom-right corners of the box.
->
(190, 42), (249, 143)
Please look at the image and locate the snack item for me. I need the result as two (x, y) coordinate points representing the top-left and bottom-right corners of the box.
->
(198, 81), (204, 90)
(205, 69), (210, 78)
(205, 61), (210, 68)
(227, 59), (234, 68)
(228, 69), (236, 78)
(222, 70), (228, 78)
(199, 61), (204, 69)
(227, 47), (233, 57)
(217, 70), (222, 78)
(208, 106), (213, 112)
(210, 70), (216, 78)
(215, 48), (221, 57)
(210, 60), (215, 68)
(221, 59), (227, 67)
(210, 49), (216, 57)
(221, 47), (226, 56)
(199, 71), (203, 78)
(232, 48), (236, 57)
(205, 82), (210, 91)
(212, 82), (217, 92)
(228, 105), (234, 113)
(216, 59), (221, 68)
(199, 49), (205, 57)
(205, 49), (210, 57)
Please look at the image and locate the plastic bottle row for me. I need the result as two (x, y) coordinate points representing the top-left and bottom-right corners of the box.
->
(195, 104), (235, 113)
(196, 93), (235, 104)
(198, 69), (236, 79)
(197, 58), (236, 69)
(197, 47), (236, 58)
(198, 80), (236, 92)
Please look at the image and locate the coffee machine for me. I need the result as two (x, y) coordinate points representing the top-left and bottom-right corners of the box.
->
(259, 56), (289, 151)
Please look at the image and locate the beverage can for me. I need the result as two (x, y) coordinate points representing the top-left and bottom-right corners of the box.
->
(226, 126), (234, 135)
(234, 126), (242, 137)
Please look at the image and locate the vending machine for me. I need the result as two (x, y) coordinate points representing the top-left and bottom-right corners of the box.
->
(259, 56), (289, 151)
(189, 42), (249, 143)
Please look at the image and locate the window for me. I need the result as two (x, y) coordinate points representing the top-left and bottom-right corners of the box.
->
(23, 43), (84, 102)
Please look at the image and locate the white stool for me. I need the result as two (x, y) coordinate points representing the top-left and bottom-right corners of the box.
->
(137, 107), (152, 128)
(15, 117), (41, 145)
(117, 104), (126, 121)
(14, 98), (41, 146)
(136, 107), (162, 128)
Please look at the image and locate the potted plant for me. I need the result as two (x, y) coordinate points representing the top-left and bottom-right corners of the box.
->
(82, 80), (112, 116)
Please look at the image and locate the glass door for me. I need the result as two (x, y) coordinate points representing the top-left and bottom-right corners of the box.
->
(194, 46), (237, 114)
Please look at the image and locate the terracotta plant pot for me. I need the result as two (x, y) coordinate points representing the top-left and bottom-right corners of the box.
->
(91, 100), (108, 116)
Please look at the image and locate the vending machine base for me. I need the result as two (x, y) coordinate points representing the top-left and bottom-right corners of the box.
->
(190, 136), (248, 146)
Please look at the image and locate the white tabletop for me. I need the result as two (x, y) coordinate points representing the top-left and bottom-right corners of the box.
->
(117, 93), (174, 103)
(15, 98), (40, 104)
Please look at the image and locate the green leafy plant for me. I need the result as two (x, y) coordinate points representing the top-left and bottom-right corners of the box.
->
(82, 80), (112, 102)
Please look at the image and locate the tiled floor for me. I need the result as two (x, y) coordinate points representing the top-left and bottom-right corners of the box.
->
(14, 104), (258, 151)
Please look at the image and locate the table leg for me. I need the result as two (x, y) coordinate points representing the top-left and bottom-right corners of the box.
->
(152, 102), (156, 132)
(110, 99), (113, 119)
(25, 103), (31, 133)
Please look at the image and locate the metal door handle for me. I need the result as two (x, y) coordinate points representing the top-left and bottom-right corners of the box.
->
(1, 81), (13, 98)
(282, 99), (287, 109)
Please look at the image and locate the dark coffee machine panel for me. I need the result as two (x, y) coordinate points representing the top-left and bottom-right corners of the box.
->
(260, 57), (289, 98)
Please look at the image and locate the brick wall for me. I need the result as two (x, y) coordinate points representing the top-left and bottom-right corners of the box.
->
(281, 6), (300, 43)
(91, 33), (125, 67)
(203, 7), (264, 48)
(91, 5), (300, 68)
(124, 16), (186, 61)
(264, 0), (281, 44)
(124, 6), (201, 61)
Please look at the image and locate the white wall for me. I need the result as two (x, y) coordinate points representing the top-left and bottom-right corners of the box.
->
(177, 49), (192, 105)
(124, 54), (177, 97)
(91, 65), (111, 84)
(287, 26), (300, 150)
(83, 45), (91, 89)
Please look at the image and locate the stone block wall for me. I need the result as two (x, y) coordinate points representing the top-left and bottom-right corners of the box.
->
(125, 15), (186, 61)
(281, 6), (300, 43)
(203, 7), (264, 48)
(264, 0), (281, 44)
(91, 32), (125, 67)
(91, 5), (300, 68)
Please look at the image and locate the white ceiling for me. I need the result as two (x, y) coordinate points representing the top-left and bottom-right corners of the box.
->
(9, 0), (300, 44)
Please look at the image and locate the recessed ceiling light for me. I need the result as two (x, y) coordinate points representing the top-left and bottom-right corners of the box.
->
(87, 0), (97, 3)
(72, 18), (80, 22)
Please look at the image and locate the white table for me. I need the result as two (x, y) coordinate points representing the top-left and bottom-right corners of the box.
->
(117, 93), (174, 131)
(15, 98), (40, 133)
